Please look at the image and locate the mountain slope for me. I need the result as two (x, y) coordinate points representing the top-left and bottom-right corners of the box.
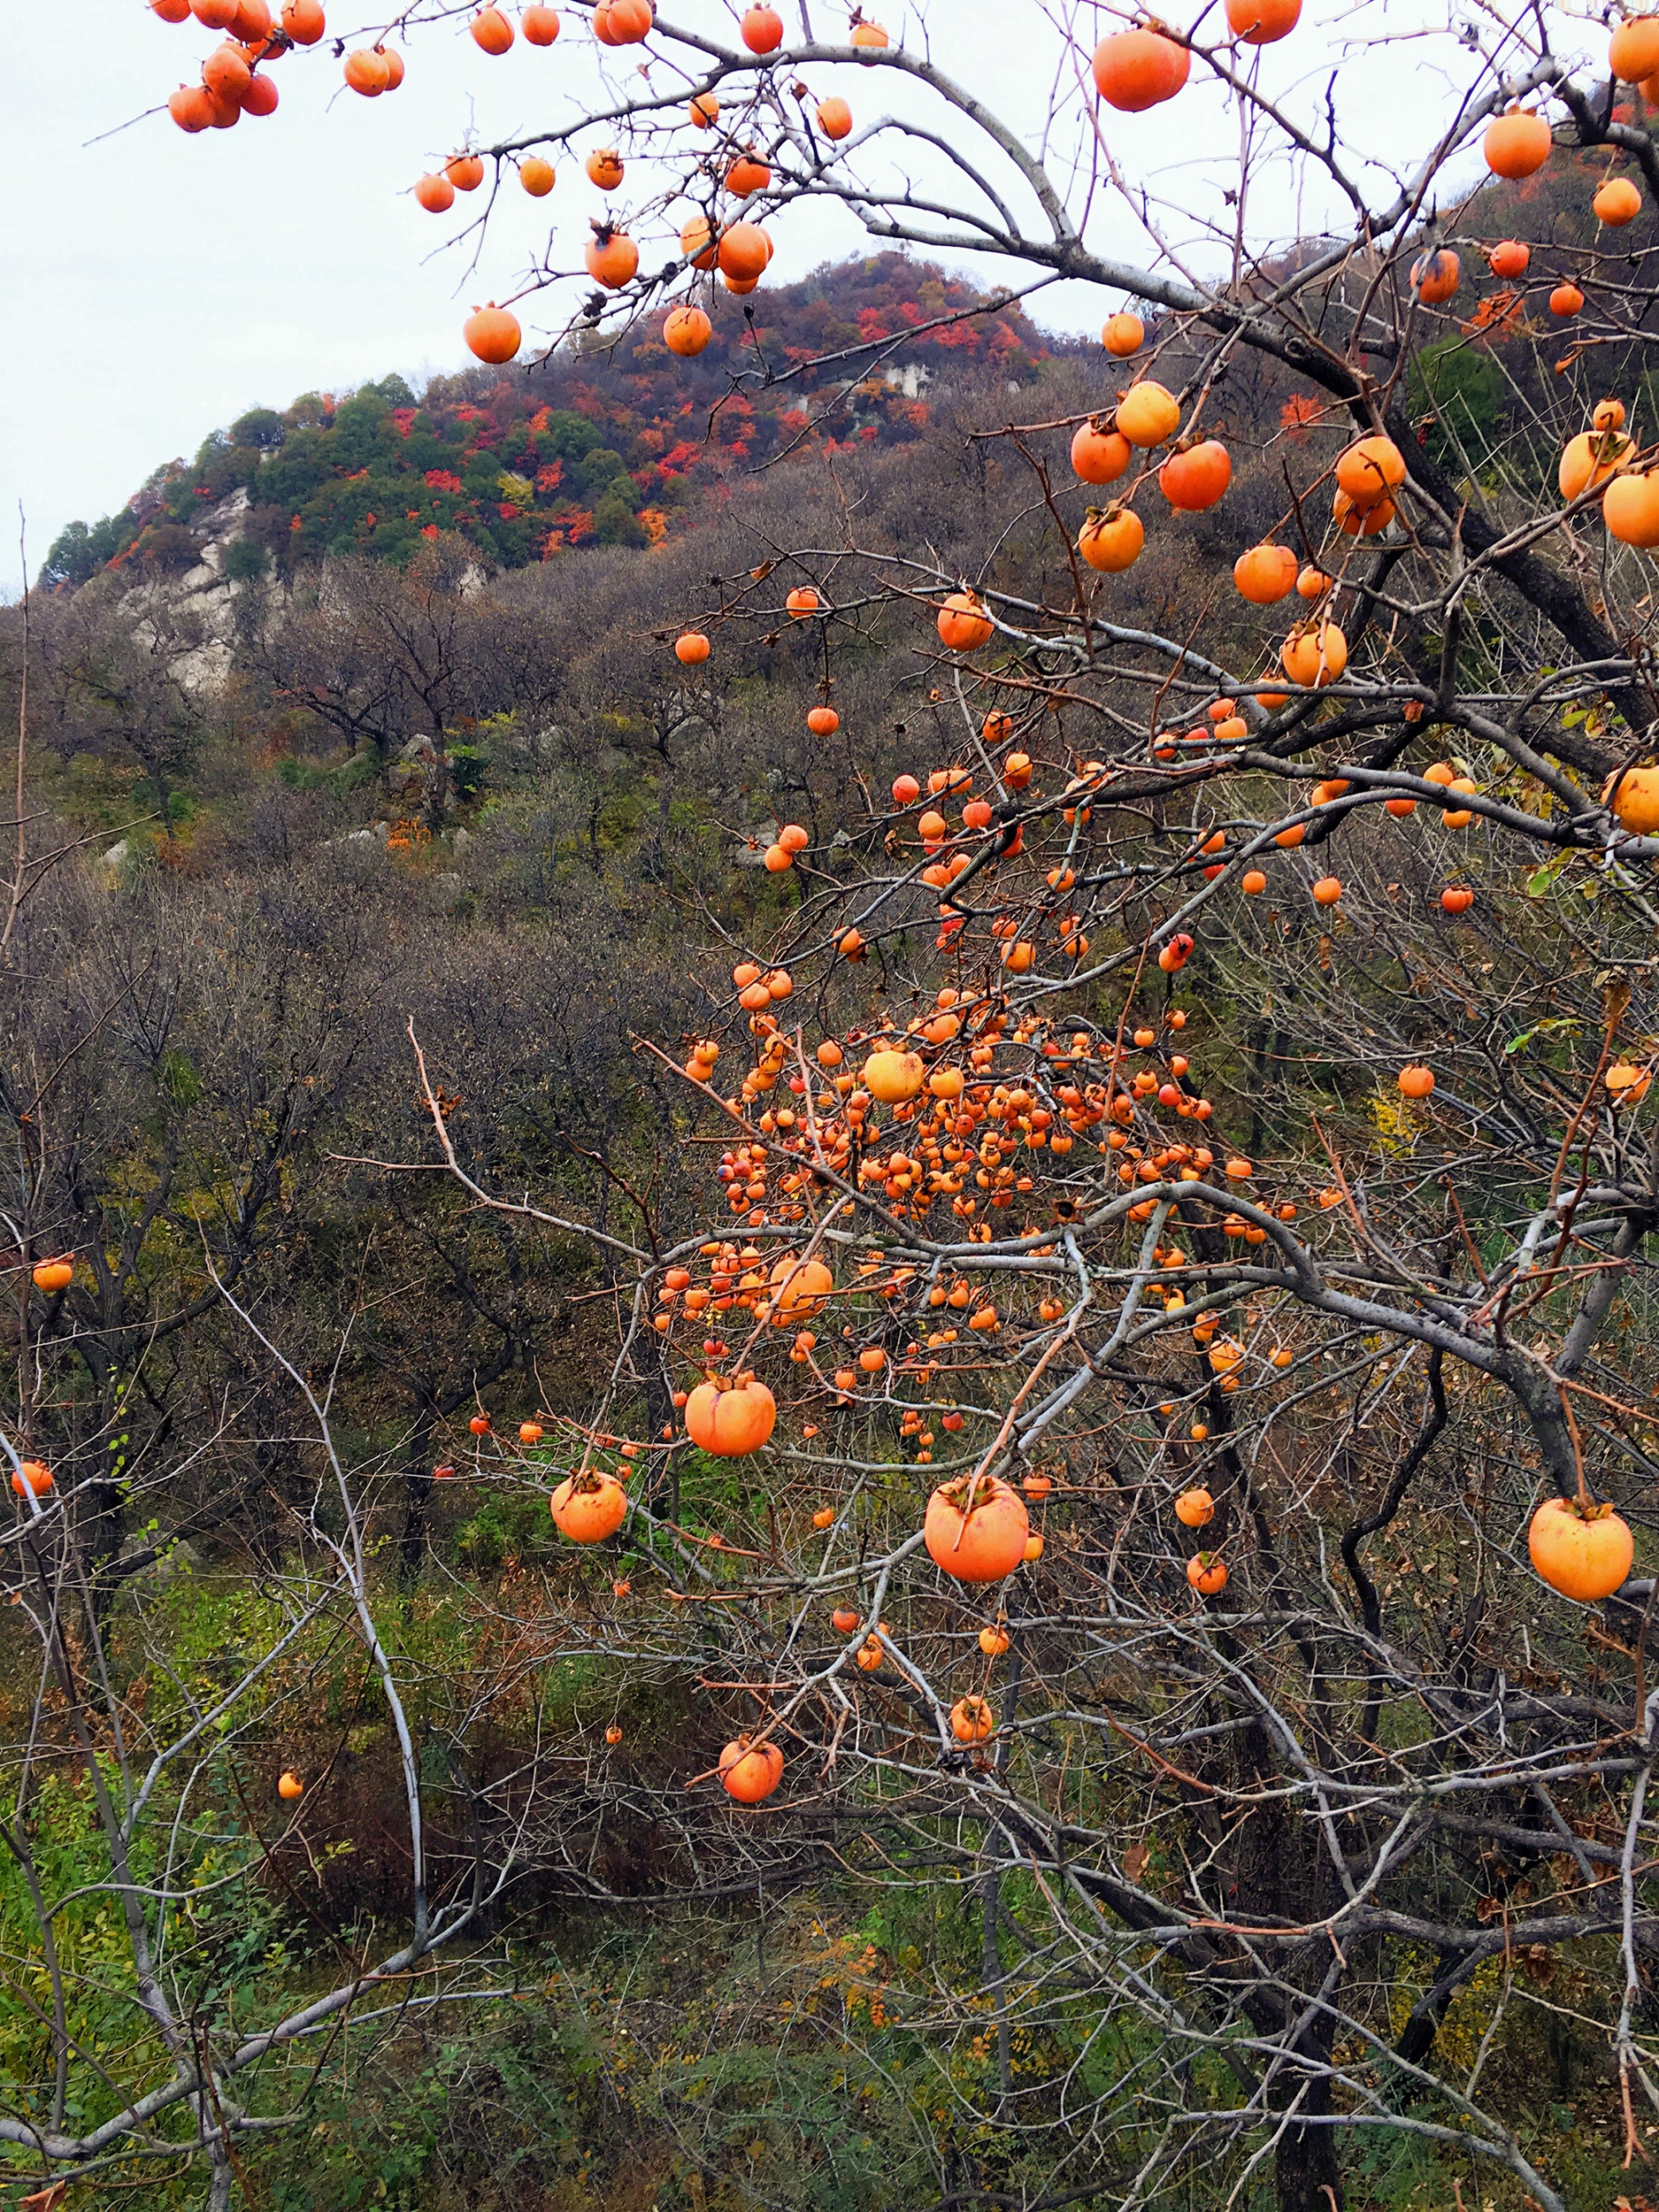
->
(42, 255), (1048, 587)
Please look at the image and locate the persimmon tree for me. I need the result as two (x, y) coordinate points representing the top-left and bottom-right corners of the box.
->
(69, 1), (1659, 2207)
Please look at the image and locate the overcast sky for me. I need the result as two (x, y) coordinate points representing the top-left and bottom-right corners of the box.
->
(2, 1), (1522, 595)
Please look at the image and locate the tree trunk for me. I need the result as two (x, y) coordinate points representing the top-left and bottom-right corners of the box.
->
(399, 1406), (436, 1585)
(1274, 2017), (1342, 2212)
(1276, 2108), (1341, 2212)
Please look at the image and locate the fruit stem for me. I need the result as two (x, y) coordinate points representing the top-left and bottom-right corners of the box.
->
(1555, 1382), (1593, 1512)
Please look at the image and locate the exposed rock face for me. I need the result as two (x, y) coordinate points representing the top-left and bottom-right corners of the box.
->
(119, 488), (281, 696)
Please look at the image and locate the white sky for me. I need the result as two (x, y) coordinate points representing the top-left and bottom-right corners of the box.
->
(1, 0), (1553, 595)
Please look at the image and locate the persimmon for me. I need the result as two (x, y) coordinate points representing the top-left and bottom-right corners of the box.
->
(278, 1770), (304, 1800)
(832, 1605), (860, 1632)
(770, 1256), (831, 1316)
(1311, 876), (1342, 905)
(862, 1048), (925, 1102)
(741, 4), (784, 50)
(280, 0), (325, 38)
(1091, 27), (1190, 111)
(1078, 505), (1144, 572)
(718, 222), (772, 281)
(1333, 488), (1395, 537)
(1610, 14), (1659, 81)
(471, 5), (514, 53)
(949, 1694), (995, 1744)
(1071, 419), (1131, 485)
(726, 152), (772, 196)
(1411, 248), (1460, 303)
(31, 1257), (73, 1294)
(1241, 868), (1267, 895)
(169, 85), (216, 130)
(979, 1621), (1011, 1655)
(674, 631), (711, 664)
(1159, 440), (1232, 511)
(463, 304), (522, 365)
(523, 5), (561, 42)
(1396, 1064), (1435, 1100)
(1559, 427), (1632, 500)
(1102, 311), (1144, 356)
(550, 1471), (628, 1542)
(1175, 1486), (1214, 1527)
(1233, 543), (1297, 603)
(1281, 623), (1348, 686)
(343, 46), (391, 93)
(1550, 281), (1586, 317)
(595, 0), (653, 41)
(1115, 380), (1181, 446)
(1595, 176), (1642, 224)
(11, 1462), (52, 1498)
(1603, 472), (1659, 546)
(1608, 1062), (1654, 1102)
(664, 305), (713, 357)
(686, 1375), (778, 1455)
(850, 19), (890, 46)
(204, 42), (252, 98)
(1441, 776), (1478, 826)
(154, 0), (194, 17)
(719, 1737), (784, 1803)
(689, 90), (719, 127)
(1187, 1553), (1228, 1595)
(1604, 764), (1659, 831)
(936, 592), (994, 649)
(193, 84), (242, 127)
(924, 1474), (1030, 1582)
(447, 152), (485, 190)
(1440, 885), (1474, 913)
(679, 215), (717, 271)
(1483, 108), (1550, 177)
(415, 171), (457, 211)
(1528, 1495), (1633, 1600)
(1334, 434), (1405, 508)
(586, 147), (625, 189)
(586, 228), (640, 288)
(192, 0), (239, 21)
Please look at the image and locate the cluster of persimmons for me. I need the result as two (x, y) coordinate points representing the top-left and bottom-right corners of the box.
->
(133, 0), (1659, 1815)
(415, 581), (1643, 1800)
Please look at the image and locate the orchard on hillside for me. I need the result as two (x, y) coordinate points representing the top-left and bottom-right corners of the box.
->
(10, 4), (1659, 2209)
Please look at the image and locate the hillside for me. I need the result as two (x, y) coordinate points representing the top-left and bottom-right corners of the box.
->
(41, 255), (1048, 587)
